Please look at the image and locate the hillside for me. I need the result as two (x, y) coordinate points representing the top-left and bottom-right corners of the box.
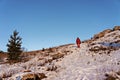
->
(0, 26), (120, 80)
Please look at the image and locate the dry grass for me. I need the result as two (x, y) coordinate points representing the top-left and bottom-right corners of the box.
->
(0, 53), (7, 59)
(105, 70), (120, 80)
(51, 52), (64, 60)
(22, 73), (47, 80)
(89, 46), (107, 52)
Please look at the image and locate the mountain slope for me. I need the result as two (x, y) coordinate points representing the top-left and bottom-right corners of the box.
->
(49, 26), (120, 80)
(0, 26), (120, 80)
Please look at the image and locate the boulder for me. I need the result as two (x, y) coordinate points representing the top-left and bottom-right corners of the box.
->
(113, 26), (120, 31)
(102, 29), (112, 34)
(22, 73), (35, 80)
(51, 53), (64, 60)
(37, 73), (47, 79)
(93, 29), (112, 39)
(21, 73), (46, 80)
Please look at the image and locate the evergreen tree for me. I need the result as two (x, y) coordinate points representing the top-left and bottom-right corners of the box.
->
(7, 30), (22, 60)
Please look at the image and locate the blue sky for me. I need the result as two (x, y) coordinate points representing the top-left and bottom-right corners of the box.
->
(0, 0), (120, 51)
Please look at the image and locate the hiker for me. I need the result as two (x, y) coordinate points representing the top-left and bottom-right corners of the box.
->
(76, 37), (81, 48)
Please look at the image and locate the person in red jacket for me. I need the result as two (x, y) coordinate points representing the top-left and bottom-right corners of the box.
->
(76, 37), (81, 48)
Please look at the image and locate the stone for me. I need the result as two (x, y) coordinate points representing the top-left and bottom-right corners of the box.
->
(113, 26), (120, 31)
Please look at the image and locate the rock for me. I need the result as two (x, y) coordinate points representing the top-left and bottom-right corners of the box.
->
(105, 72), (119, 80)
(37, 73), (47, 79)
(51, 53), (64, 60)
(46, 65), (57, 71)
(23, 70), (31, 72)
(93, 29), (112, 39)
(48, 48), (56, 53)
(21, 73), (47, 80)
(113, 26), (120, 31)
(22, 73), (35, 80)
(102, 29), (112, 34)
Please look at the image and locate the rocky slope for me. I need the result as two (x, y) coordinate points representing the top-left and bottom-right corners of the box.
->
(0, 26), (120, 80)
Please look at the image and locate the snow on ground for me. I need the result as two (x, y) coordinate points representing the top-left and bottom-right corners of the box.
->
(44, 30), (120, 80)
(45, 43), (120, 80)
(94, 30), (120, 43)
(0, 30), (120, 80)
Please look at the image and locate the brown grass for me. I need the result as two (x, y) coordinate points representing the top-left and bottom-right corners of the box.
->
(0, 53), (7, 59)
(22, 73), (47, 80)
(51, 52), (64, 60)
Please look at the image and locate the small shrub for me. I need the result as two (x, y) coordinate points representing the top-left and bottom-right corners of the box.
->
(105, 74), (116, 80)
(64, 50), (70, 54)
(23, 70), (31, 72)
(48, 48), (52, 52)
(22, 73), (35, 80)
(51, 53), (64, 60)
(37, 73), (47, 79)
(116, 71), (120, 75)
(89, 46), (107, 52)
(117, 63), (120, 65)
(8, 60), (20, 64)
(105, 72), (120, 80)
(42, 48), (45, 51)
(22, 73), (47, 80)
(47, 59), (53, 63)
(89, 45), (117, 53)
(107, 51), (111, 54)
(90, 43), (96, 46)
(99, 53), (102, 55)
(2, 72), (12, 78)
(114, 40), (120, 43)
(47, 65), (57, 71)
(87, 61), (90, 64)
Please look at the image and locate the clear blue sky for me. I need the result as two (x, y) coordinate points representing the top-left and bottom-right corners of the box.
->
(0, 0), (120, 51)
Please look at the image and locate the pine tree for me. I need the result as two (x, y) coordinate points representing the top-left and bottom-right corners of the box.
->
(7, 30), (22, 60)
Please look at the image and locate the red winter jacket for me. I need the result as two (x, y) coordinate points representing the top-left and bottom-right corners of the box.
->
(76, 37), (81, 44)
